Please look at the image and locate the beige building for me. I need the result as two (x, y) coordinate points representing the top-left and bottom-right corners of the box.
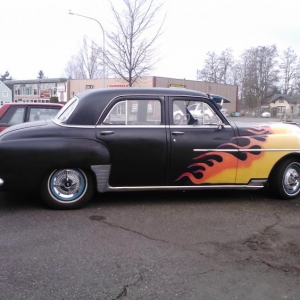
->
(69, 76), (238, 114)
(5, 76), (238, 114)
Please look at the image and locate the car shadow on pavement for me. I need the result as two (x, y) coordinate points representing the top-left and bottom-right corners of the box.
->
(88, 188), (283, 208)
(1, 188), (298, 211)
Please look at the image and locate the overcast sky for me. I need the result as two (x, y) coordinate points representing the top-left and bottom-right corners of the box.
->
(1, 0), (300, 81)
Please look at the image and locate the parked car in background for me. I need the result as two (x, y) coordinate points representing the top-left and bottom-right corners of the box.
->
(0, 88), (300, 210)
(262, 111), (271, 118)
(0, 103), (63, 132)
(173, 93), (229, 123)
(231, 111), (241, 117)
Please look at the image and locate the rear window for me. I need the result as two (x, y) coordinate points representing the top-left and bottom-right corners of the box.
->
(55, 97), (78, 123)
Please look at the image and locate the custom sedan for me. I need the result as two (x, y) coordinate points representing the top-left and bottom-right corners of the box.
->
(0, 88), (300, 210)
(0, 103), (63, 132)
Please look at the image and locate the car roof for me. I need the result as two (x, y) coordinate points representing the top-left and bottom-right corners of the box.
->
(76, 87), (208, 99)
(67, 88), (209, 125)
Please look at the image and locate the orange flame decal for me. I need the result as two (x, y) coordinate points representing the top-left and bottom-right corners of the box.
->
(176, 125), (272, 184)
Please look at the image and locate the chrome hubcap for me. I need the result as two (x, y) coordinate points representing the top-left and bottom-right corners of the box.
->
(283, 164), (300, 194)
(50, 169), (86, 201)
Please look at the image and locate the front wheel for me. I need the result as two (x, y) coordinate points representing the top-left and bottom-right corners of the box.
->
(269, 159), (300, 199)
(40, 168), (94, 209)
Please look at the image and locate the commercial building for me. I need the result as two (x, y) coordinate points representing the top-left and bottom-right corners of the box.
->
(4, 78), (68, 104)
(5, 76), (238, 113)
(69, 76), (238, 113)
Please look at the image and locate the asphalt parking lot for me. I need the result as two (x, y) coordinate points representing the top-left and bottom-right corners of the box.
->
(1, 189), (300, 300)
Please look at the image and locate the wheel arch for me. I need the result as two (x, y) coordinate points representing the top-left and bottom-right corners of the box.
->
(268, 153), (300, 180)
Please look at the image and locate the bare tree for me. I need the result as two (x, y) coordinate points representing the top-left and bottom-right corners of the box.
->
(197, 51), (220, 83)
(104, 0), (165, 86)
(237, 46), (279, 109)
(37, 70), (45, 79)
(64, 54), (83, 79)
(196, 45), (300, 110)
(197, 49), (234, 84)
(218, 49), (234, 84)
(0, 71), (12, 82)
(279, 47), (299, 95)
(64, 37), (103, 79)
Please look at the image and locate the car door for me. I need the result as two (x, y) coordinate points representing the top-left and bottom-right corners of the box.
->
(169, 96), (239, 186)
(96, 96), (167, 187)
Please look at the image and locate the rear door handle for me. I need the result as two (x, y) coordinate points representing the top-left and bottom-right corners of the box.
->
(172, 131), (184, 135)
(100, 131), (114, 135)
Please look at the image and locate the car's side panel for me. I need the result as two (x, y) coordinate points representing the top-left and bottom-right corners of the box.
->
(235, 123), (300, 183)
(96, 126), (168, 186)
(0, 137), (110, 191)
(168, 96), (238, 186)
(169, 125), (239, 185)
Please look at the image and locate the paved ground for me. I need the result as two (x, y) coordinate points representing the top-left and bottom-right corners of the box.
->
(1, 189), (300, 300)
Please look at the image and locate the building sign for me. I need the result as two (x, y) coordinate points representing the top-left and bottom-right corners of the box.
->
(107, 84), (129, 88)
(169, 84), (186, 88)
(39, 89), (51, 98)
(57, 85), (66, 92)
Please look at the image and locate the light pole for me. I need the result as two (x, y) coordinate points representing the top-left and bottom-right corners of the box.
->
(69, 10), (106, 88)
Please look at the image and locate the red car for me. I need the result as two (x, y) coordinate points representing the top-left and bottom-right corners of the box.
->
(0, 103), (64, 132)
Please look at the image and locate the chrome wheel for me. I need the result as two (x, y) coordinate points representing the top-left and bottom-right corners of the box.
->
(41, 168), (94, 209)
(49, 169), (87, 201)
(282, 163), (300, 195)
(270, 158), (300, 200)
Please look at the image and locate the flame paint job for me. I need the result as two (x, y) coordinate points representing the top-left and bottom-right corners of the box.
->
(177, 123), (300, 185)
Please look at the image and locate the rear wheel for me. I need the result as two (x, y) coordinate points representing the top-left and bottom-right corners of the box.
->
(40, 168), (94, 209)
(270, 158), (300, 199)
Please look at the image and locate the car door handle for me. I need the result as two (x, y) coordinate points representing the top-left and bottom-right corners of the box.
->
(100, 131), (114, 135)
(172, 131), (184, 135)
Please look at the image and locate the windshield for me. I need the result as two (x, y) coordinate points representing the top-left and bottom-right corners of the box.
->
(55, 97), (78, 123)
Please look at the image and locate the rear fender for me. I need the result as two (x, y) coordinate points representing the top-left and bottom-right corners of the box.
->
(0, 138), (110, 191)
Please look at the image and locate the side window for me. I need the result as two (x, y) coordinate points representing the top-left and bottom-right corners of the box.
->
(29, 108), (41, 121)
(103, 99), (161, 125)
(29, 107), (61, 122)
(173, 100), (220, 125)
(0, 107), (26, 126)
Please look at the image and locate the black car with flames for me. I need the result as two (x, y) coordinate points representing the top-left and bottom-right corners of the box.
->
(0, 88), (300, 209)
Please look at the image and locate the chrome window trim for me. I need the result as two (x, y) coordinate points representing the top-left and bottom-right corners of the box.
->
(96, 94), (165, 126)
(52, 119), (167, 129)
(193, 148), (300, 152)
(54, 96), (79, 123)
(170, 124), (232, 129)
(97, 125), (166, 129)
(52, 119), (96, 129)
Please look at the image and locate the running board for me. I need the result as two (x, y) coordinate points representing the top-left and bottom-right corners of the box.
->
(106, 179), (267, 192)
(91, 165), (267, 193)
